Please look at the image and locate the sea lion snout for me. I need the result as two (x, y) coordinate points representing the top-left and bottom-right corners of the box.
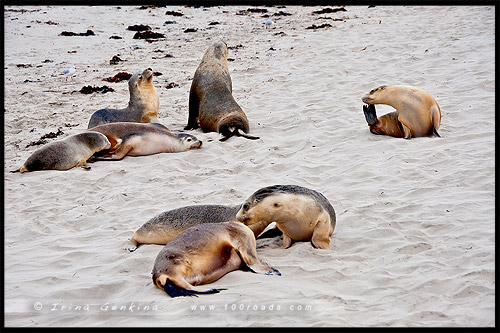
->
(362, 95), (373, 104)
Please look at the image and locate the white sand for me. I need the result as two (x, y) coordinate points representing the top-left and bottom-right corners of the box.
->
(4, 5), (495, 327)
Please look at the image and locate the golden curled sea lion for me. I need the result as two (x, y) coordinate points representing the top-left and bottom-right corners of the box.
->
(11, 132), (111, 173)
(87, 68), (159, 129)
(88, 122), (202, 160)
(128, 204), (281, 251)
(236, 185), (336, 250)
(152, 221), (281, 297)
(362, 85), (441, 139)
(185, 41), (259, 142)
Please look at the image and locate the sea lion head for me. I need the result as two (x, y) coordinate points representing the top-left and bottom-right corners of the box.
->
(83, 131), (112, 151)
(128, 68), (159, 112)
(236, 188), (285, 226)
(212, 41), (228, 60)
(176, 133), (203, 150)
(362, 85), (388, 104)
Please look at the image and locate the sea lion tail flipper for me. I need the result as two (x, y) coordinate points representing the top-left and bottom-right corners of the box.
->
(236, 129), (260, 140)
(219, 126), (259, 141)
(363, 104), (378, 126)
(10, 168), (21, 173)
(162, 280), (226, 297)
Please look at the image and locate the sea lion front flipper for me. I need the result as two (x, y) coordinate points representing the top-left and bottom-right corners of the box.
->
(363, 104), (378, 126)
(94, 142), (132, 161)
(400, 122), (412, 139)
(246, 220), (273, 238)
(282, 233), (293, 249)
(185, 89), (200, 130)
(311, 218), (332, 250)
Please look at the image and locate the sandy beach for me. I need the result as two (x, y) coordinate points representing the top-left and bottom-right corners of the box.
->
(3, 5), (495, 327)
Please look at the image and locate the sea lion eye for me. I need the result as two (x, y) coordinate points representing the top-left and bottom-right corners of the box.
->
(242, 203), (249, 211)
(186, 138), (192, 142)
(138, 75), (143, 80)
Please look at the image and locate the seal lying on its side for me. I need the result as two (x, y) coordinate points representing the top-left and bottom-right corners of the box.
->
(362, 85), (441, 139)
(236, 185), (336, 249)
(185, 41), (259, 141)
(11, 132), (111, 173)
(89, 122), (201, 160)
(87, 68), (159, 129)
(128, 204), (280, 251)
(152, 221), (280, 297)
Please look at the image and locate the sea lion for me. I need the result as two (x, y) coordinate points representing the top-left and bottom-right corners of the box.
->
(152, 221), (281, 297)
(129, 204), (281, 251)
(88, 122), (202, 160)
(361, 85), (441, 139)
(11, 132), (111, 173)
(236, 185), (336, 250)
(87, 68), (159, 129)
(185, 41), (259, 142)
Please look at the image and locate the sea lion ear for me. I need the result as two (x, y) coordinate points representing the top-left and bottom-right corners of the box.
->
(273, 202), (282, 208)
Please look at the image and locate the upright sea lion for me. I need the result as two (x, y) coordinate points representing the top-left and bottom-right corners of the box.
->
(87, 68), (159, 128)
(88, 122), (202, 160)
(129, 204), (280, 251)
(236, 185), (336, 250)
(362, 85), (441, 139)
(185, 41), (259, 142)
(11, 132), (111, 173)
(152, 221), (280, 297)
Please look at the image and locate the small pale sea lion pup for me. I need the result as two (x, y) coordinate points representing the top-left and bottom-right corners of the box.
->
(87, 68), (159, 129)
(362, 85), (441, 139)
(88, 122), (202, 160)
(152, 221), (281, 297)
(185, 41), (259, 142)
(11, 132), (111, 173)
(236, 185), (337, 250)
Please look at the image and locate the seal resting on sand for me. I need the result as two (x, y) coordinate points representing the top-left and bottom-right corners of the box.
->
(87, 68), (159, 128)
(362, 85), (441, 139)
(88, 122), (201, 160)
(236, 185), (336, 249)
(185, 41), (259, 141)
(128, 204), (281, 251)
(11, 132), (111, 173)
(152, 221), (280, 297)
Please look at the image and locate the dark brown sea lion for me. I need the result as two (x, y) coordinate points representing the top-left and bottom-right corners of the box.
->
(185, 41), (259, 141)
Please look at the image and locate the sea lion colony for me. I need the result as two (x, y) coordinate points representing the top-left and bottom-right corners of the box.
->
(11, 39), (442, 297)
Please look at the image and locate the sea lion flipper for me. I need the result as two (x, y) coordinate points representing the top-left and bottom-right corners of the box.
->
(400, 122), (412, 139)
(219, 128), (259, 141)
(185, 89), (200, 130)
(433, 128), (441, 137)
(162, 280), (226, 297)
(236, 129), (259, 140)
(363, 104), (378, 126)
